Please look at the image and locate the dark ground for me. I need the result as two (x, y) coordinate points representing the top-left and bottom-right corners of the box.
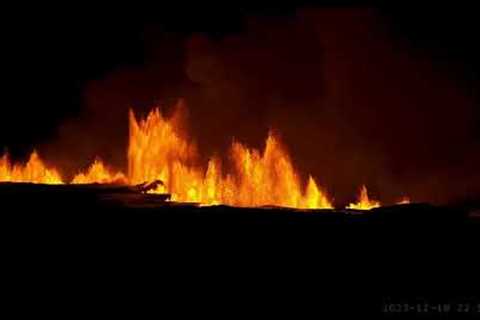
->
(1, 182), (479, 317)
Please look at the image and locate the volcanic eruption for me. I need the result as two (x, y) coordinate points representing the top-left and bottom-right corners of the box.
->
(0, 101), (339, 209)
(1, 8), (479, 211)
(2, 8), (479, 318)
(0, 99), (408, 209)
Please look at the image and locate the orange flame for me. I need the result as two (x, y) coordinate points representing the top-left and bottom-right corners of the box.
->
(128, 105), (333, 208)
(347, 185), (380, 210)
(72, 159), (127, 184)
(0, 151), (63, 184)
(0, 103), (412, 210)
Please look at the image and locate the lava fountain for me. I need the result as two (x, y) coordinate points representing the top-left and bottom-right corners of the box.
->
(72, 159), (127, 184)
(0, 101), (416, 210)
(347, 185), (381, 210)
(128, 103), (333, 208)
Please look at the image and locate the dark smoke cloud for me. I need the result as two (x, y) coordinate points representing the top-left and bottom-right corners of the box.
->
(45, 8), (480, 205)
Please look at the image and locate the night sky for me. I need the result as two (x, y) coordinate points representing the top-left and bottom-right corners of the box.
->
(2, 2), (480, 205)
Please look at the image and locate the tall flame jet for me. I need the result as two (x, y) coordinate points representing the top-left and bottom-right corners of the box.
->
(1, 101), (415, 210)
(128, 102), (332, 208)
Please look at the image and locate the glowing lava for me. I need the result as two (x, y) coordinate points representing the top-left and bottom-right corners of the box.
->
(347, 185), (381, 210)
(128, 103), (332, 208)
(397, 196), (411, 205)
(0, 102), (411, 210)
(0, 151), (63, 184)
(72, 159), (127, 184)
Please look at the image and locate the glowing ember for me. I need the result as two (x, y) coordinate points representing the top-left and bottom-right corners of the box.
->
(128, 103), (332, 208)
(347, 185), (381, 210)
(397, 196), (411, 205)
(0, 151), (63, 184)
(72, 159), (127, 184)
